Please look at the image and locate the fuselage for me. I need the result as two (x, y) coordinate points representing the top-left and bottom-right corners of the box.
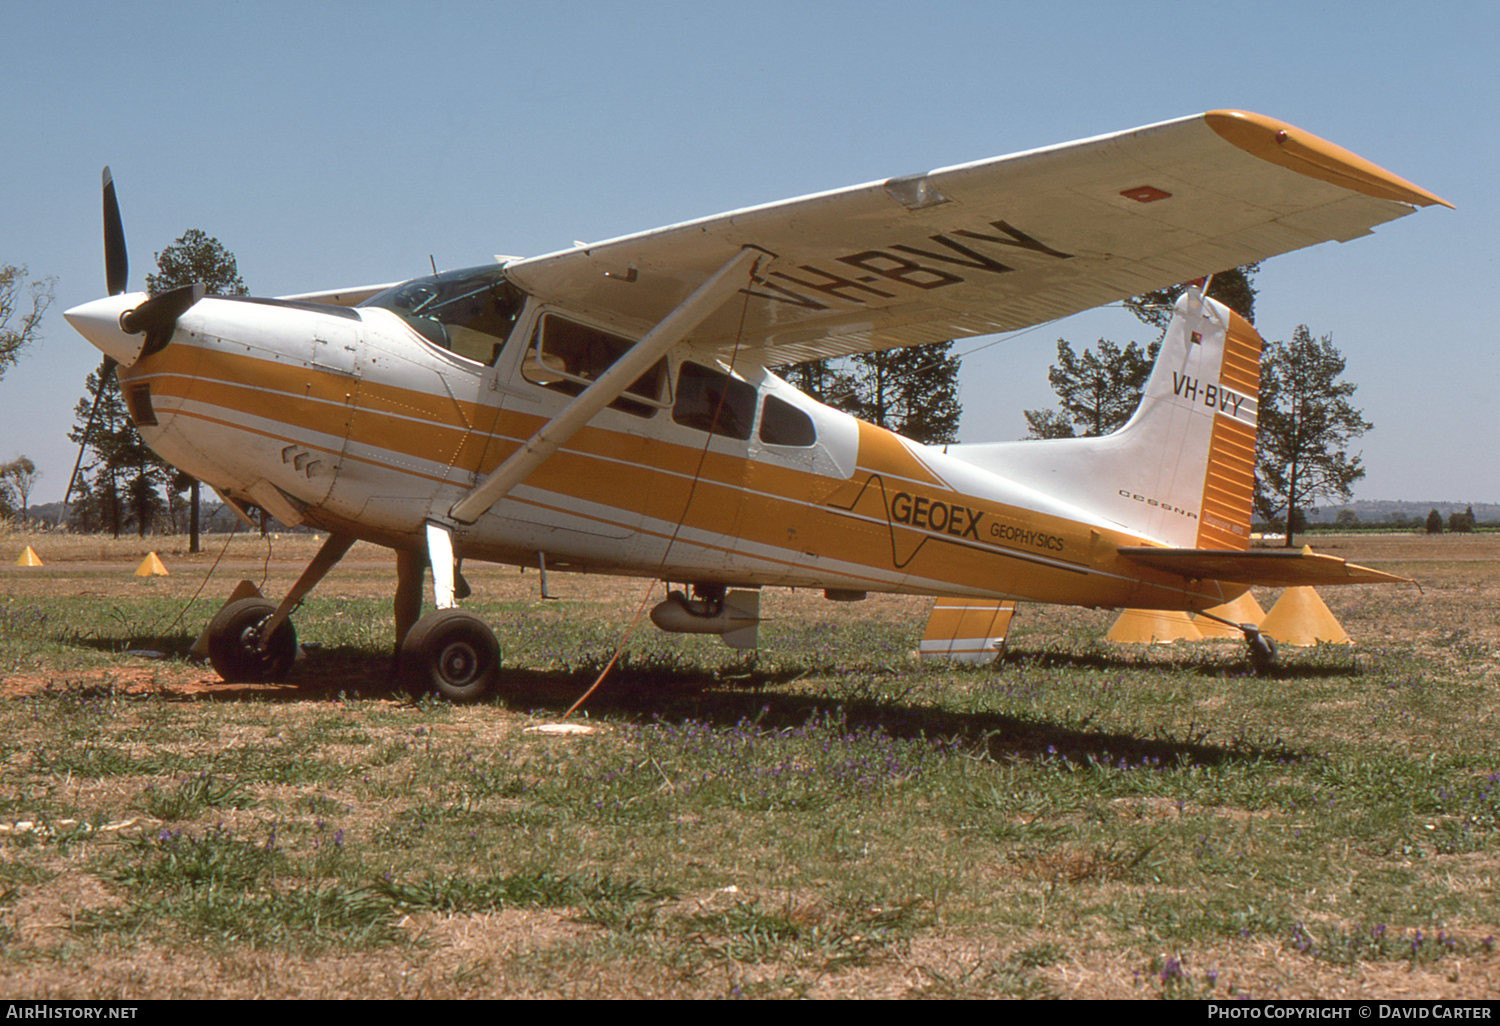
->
(87, 267), (1241, 614)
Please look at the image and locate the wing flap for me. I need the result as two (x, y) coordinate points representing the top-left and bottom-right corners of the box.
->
(1117, 546), (1412, 587)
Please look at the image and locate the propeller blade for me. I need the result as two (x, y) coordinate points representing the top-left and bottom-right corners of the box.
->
(102, 167), (128, 296)
(120, 282), (206, 357)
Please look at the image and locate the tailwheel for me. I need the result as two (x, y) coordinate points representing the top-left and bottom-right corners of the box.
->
(206, 598), (298, 683)
(399, 608), (501, 703)
(1246, 627), (1278, 674)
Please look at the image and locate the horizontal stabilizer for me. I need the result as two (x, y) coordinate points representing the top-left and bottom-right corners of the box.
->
(1117, 546), (1411, 587)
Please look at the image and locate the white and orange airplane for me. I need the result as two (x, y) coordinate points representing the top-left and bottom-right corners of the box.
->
(63, 110), (1447, 699)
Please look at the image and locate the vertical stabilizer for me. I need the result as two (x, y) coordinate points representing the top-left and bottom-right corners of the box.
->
(948, 287), (1262, 549)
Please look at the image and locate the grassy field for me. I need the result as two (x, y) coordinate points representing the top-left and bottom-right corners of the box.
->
(1, 527), (1498, 998)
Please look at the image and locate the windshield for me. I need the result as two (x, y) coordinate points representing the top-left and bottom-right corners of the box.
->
(359, 263), (527, 364)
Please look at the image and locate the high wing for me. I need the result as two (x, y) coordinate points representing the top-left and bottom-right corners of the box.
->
(1116, 547), (1412, 587)
(504, 110), (1448, 367)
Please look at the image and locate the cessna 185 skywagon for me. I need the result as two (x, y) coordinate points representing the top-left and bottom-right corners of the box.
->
(64, 110), (1448, 700)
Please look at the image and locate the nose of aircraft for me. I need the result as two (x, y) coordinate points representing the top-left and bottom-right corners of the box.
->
(64, 292), (150, 367)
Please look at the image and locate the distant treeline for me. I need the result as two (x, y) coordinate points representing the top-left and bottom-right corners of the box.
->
(1290, 523), (1500, 534)
(1256, 508), (1494, 535)
(9, 500), (310, 536)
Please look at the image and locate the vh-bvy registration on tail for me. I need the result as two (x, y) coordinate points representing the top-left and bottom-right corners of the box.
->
(65, 110), (1448, 699)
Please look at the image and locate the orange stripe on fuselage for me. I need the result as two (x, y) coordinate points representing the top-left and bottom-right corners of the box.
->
(127, 338), (1224, 608)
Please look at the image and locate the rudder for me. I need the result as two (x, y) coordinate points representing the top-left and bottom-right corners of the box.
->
(947, 285), (1263, 549)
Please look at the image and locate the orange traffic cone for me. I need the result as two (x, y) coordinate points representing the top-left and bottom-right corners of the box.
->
(1259, 586), (1350, 646)
(1193, 591), (1267, 640)
(1106, 608), (1203, 644)
(13, 546), (43, 567)
(134, 552), (169, 577)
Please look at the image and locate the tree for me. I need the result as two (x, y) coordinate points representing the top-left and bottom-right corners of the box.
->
(1426, 509), (1444, 535)
(777, 358), (848, 409)
(146, 230), (248, 298)
(1023, 266), (1258, 441)
(0, 457), (39, 517)
(140, 229), (248, 546)
(1450, 506), (1475, 534)
(1253, 326), (1372, 547)
(1020, 407), (1078, 440)
(0, 264), (54, 384)
(1123, 264), (1259, 332)
(1023, 338), (1159, 438)
(67, 359), (176, 539)
(776, 340), (962, 445)
(68, 365), (133, 537)
(838, 342), (962, 444)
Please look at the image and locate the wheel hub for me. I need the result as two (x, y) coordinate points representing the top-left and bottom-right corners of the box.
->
(438, 641), (479, 685)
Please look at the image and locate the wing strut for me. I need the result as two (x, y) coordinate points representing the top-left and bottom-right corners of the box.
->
(447, 245), (767, 526)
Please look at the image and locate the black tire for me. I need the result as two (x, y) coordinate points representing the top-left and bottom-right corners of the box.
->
(1247, 630), (1278, 674)
(206, 598), (297, 683)
(400, 608), (501, 703)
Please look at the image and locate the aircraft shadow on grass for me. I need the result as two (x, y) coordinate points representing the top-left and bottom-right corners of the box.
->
(62, 634), (1320, 769)
(993, 647), (1361, 682)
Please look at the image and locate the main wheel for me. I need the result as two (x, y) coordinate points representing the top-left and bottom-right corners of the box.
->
(206, 598), (298, 683)
(399, 609), (501, 703)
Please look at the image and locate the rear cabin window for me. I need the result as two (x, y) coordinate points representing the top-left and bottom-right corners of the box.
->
(520, 314), (665, 417)
(673, 362), (756, 441)
(758, 394), (816, 447)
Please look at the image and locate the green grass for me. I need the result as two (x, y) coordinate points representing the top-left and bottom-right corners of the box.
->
(2, 557), (1500, 996)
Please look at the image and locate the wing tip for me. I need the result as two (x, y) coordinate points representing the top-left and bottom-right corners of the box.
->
(1204, 109), (1454, 210)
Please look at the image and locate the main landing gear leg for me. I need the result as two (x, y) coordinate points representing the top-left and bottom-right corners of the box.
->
(393, 548), (427, 650)
(1196, 608), (1278, 674)
(396, 522), (501, 703)
(205, 531), (356, 683)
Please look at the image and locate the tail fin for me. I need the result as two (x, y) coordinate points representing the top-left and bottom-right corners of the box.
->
(949, 287), (1262, 548)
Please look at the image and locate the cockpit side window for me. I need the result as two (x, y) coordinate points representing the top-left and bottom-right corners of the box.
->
(520, 314), (665, 418)
(359, 264), (527, 364)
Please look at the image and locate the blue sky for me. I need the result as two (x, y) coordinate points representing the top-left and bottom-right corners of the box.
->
(2, 1), (1491, 505)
